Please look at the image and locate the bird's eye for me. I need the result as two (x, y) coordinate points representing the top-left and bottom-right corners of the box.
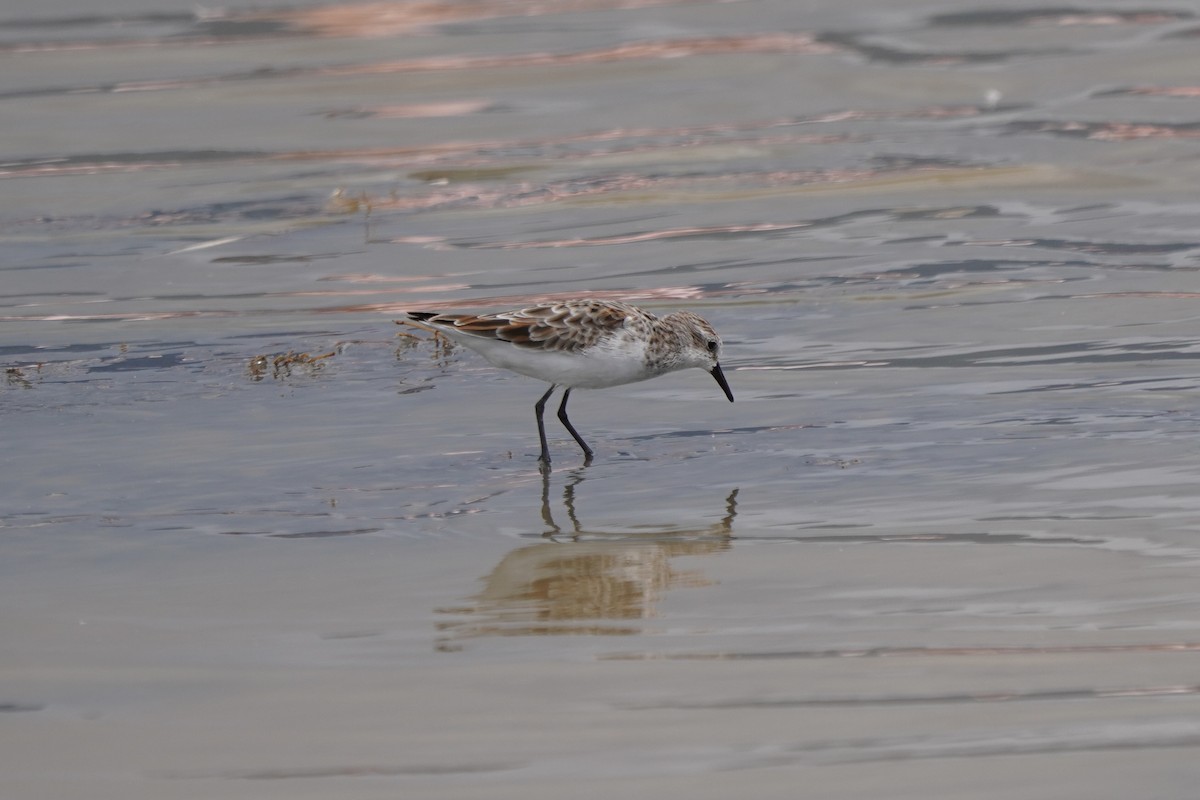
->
(706, 340), (719, 353)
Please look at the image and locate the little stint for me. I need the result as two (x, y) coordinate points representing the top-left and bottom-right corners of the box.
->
(401, 299), (733, 466)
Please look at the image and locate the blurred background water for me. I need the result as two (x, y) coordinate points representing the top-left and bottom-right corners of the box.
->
(5, 1), (1200, 798)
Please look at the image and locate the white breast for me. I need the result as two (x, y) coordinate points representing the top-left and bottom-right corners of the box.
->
(472, 335), (656, 389)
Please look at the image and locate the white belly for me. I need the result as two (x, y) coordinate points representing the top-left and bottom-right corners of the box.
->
(469, 337), (657, 389)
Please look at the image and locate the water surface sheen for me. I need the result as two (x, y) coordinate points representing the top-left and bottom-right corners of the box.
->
(4, 2), (1200, 798)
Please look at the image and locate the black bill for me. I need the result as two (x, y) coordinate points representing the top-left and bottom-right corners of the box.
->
(710, 364), (734, 402)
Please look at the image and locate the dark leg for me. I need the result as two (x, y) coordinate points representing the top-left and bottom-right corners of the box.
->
(556, 388), (594, 464)
(534, 385), (556, 467)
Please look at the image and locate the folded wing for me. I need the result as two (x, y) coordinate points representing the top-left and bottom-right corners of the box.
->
(408, 301), (639, 353)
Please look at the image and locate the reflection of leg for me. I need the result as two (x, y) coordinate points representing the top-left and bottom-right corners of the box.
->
(540, 467), (559, 536)
(721, 488), (740, 532)
(556, 388), (594, 464)
(563, 471), (586, 534)
(534, 385), (556, 466)
(541, 467), (586, 539)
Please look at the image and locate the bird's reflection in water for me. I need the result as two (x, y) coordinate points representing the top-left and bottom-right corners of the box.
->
(436, 474), (738, 645)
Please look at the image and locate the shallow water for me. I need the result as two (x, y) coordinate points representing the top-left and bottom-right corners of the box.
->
(5, 1), (1200, 797)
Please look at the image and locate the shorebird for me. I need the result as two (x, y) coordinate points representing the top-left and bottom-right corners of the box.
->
(401, 299), (733, 466)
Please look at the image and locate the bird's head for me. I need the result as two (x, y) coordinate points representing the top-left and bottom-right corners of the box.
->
(661, 311), (734, 402)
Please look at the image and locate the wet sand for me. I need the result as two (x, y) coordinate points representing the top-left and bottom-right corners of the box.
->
(5, 1), (1200, 797)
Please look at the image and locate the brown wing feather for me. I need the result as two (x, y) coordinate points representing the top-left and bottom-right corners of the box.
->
(412, 301), (643, 352)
